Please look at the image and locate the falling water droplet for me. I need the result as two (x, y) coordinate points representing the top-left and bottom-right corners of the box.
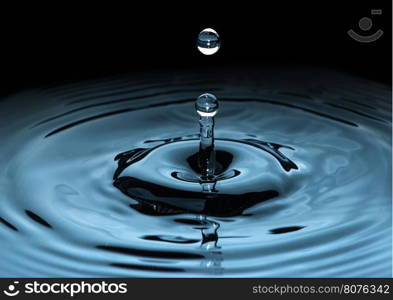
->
(197, 28), (221, 55)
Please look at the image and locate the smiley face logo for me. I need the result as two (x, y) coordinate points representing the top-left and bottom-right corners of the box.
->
(3, 282), (20, 297)
(348, 9), (383, 43)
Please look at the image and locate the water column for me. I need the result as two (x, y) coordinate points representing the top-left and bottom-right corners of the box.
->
(195, 93), (219, 192)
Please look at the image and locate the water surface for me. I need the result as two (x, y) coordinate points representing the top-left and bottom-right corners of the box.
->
(0, 69), (391, 277)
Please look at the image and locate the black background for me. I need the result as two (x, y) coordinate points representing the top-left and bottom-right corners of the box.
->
(0, 1), (391, 96)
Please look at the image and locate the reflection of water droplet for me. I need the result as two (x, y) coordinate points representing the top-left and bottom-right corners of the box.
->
(197, 28), (220, 55)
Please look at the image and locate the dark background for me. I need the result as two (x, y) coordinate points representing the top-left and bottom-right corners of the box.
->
(0, 1), (391, 96)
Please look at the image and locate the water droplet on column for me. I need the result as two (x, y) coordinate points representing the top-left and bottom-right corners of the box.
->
(195, 93), (219, 183)
(197, 28), (221, 55)
(195, 93), (219, 117)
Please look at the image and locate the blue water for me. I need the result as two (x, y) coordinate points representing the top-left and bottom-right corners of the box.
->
(0, 69), (391, 277)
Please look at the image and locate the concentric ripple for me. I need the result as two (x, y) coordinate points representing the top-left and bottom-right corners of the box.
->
(0, 69), (391, 277)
